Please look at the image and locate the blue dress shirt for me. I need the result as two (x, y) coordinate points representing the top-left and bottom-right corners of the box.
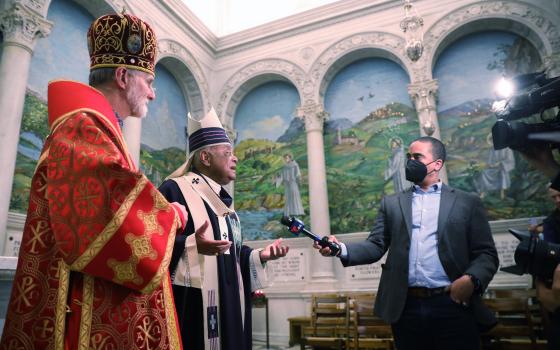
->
(408, 181), (450, 288)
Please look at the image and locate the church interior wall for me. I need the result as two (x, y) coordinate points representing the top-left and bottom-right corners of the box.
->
(1, 0), (559, 346)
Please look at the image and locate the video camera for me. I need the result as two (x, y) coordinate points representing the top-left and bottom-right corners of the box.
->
(491, 72), (560, 150)
(501, 229), (560, 281)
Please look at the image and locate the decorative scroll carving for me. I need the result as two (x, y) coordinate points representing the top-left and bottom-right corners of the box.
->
(408, 79), (438, 113)
(0, 3), (52, 51)
(424, 1), (560, 62)
(307, 32), (409, 101)
(296, 101), (328, 133)
(157, 39), (209, 118)
(216, 58), (306, 123)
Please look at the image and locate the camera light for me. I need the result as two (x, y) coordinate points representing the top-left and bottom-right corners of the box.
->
(495, 77), (515, 98)
(492, 100), (507, 113)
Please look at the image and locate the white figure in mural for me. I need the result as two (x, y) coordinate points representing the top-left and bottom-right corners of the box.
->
(384, 137), (411, 193)
(276, 153), (305, 216)
(475, 133), (516, 199)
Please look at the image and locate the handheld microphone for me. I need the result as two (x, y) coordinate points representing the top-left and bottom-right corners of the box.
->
(280, 216), (341, 256)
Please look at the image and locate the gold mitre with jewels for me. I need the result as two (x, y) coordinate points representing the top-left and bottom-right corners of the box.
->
(87, 13), (157, 75)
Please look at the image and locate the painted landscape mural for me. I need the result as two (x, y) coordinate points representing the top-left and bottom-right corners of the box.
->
(234, 81), (305, 240)
(435, 31), (550, 220)
(139, 64), (189, 187)
(324, 58), (418, 234)
(10, 0), (91, 213)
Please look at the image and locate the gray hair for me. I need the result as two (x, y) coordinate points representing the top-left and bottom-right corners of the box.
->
(89, 67), (142, 88)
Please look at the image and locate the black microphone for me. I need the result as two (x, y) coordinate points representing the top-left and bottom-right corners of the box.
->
(280, 216), (341, 256)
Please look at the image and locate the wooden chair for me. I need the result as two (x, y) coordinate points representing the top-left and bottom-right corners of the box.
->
(348, 293), (393, 350)
(482, 289), (547, 350)
(301, 293), (350, 350)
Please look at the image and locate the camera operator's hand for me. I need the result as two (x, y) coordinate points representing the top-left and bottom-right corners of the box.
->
(519, 145), (560, 178)
(536, 264), (560, 313)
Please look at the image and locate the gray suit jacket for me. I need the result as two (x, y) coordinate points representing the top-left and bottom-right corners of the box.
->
(341, 184), (499, 325)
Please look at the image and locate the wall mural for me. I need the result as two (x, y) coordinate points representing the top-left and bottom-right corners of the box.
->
(140, 64), (189, 187)
(10, 0), (91, 213)
(324, 58), (418, 234)
(233, 81), (303, 240)
(434, 31), (550, 220)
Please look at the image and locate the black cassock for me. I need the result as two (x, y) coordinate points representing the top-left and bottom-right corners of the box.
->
(159, 179), (253, 350)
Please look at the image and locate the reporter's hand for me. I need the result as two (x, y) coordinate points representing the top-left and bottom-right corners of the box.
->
(195, 221), (232, 256)
(259, 238), (289, 263)
(448, 275), (475, 306)
(313, 235), (339, 257)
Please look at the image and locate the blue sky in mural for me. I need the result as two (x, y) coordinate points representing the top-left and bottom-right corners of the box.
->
(434, 31), (517, 112)
(234, 81), (300, 142)
(325, 58), (411, 123)
(28, 0), (91, 98)
(142, 64), (189, 150)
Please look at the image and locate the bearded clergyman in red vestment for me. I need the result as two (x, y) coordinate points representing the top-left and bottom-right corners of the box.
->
(0, 13), (190, 350)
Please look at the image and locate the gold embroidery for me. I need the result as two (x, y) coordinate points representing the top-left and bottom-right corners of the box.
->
(152, 188), (170, 211)
(55, 260), (70, 350)
(71, 176), (148, 271)
(13, 276), (37, 313)
(28, 220), (49, 254)
(75, 181), (101, 214)
(125, 233), (157, 260)
(138, 209), (163, 236)
(163, 276), (182, 350)
(141, 217), (177, 294)
(135, 315), (162, 350)
(108, 257), (143, 286)
(78, 275), (94, 350)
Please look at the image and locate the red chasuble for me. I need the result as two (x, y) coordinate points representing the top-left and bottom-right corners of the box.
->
(0, 81), (184, 350)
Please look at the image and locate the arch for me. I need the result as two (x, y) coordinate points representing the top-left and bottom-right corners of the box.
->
(423, 1), (560, 80)
(307, 32), (411, 106)
(157, 39), (209, 119)
(41, 0), (131, 19)
(216, 59), (306, 129)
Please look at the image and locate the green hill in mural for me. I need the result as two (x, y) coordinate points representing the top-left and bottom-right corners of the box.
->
(10, 91), (48, 213)
(140, 145), (186, 187)
(438, 99), (551, 219)
(235, 102), (420, 238)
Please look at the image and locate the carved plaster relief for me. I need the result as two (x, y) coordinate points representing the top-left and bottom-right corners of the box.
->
(307, 32), (410, 103)
(0, 2), (52, 50)
(423, 0), (560, 81)
(216, 59), (306, 127)
(158, 39), (209, 119)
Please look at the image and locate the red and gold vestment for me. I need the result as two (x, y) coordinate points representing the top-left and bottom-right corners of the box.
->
(0, 80), (184, 350)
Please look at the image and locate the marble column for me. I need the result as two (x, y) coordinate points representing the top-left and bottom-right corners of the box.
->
(296, 102), (336, 282)
(0, 3), (51, 255)
(122, 117), (143, 169)
(408, 79), (448, 184)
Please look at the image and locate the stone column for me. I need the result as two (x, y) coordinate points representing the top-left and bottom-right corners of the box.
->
(0, 3), (52, 255)
(408, 79), (448, 183)
(296, 102), (335, 282)
(122, 117), (142, 169)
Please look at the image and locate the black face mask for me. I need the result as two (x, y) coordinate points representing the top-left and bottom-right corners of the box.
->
(405, 159), (437, 183)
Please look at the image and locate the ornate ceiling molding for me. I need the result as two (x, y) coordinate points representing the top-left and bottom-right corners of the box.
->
(307, 32), (410, 103)
(158, 39), (209, 118)
(423, 0), (560, 80)
(216, 58), (306, 127)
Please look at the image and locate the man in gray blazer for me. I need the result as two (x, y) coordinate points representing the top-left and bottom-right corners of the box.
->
(317, 136), (499, 350)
